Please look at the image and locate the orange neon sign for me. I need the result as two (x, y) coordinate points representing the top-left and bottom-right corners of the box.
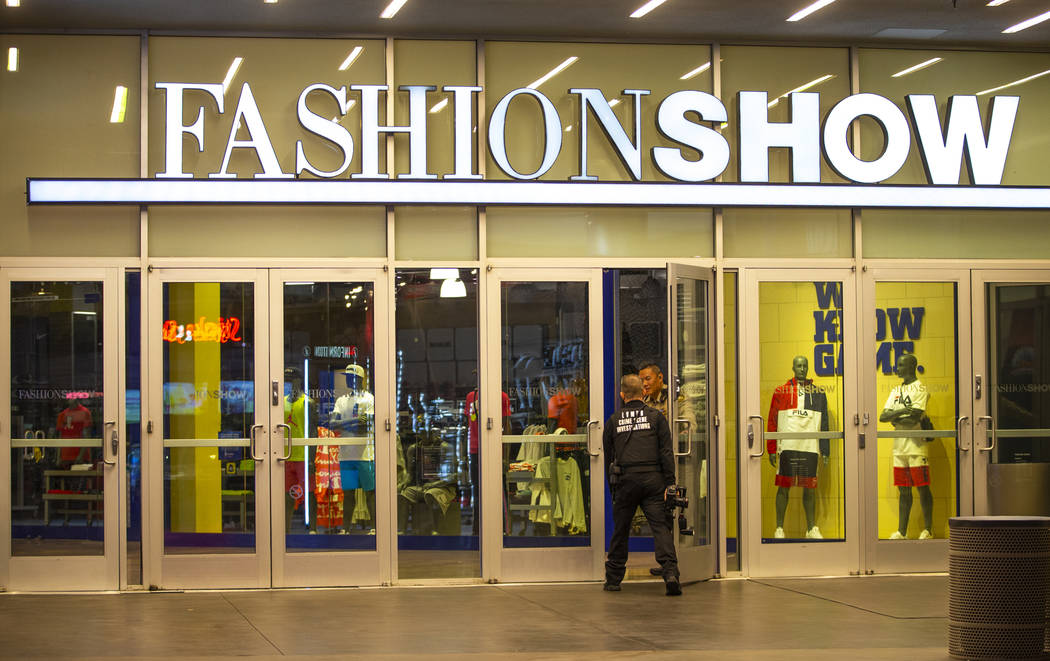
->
(162, 317), (242, 344)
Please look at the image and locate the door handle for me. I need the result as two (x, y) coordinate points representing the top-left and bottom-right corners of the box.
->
(977, 415), (996, 452)
(957, 415), (971, 451)
(586, 419), (601, 457)
(674, 418), (692, 457)
(249, 423), (265, 461)
(747, 415), (765, 458)
(101, 420), (117, 466)
(275, 423), (292, 461)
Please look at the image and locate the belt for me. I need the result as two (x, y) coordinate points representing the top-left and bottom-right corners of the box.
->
(622, 465), (660, 474)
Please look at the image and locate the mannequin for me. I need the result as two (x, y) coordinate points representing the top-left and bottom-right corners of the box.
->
(767, 356), (829, 539)
(56, 401), (93, 466)
(880, 353), (934, 540)
(329, 364), (376, 533)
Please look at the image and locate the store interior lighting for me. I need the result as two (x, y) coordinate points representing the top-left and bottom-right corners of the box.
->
(380, 0), (408, 19)
(630, 0), (669, 19)
(440, 278), (467, 298)
(1003, 9), (1050, 33)
(526, 56), (578, 90)
(430, 268), (458, 280)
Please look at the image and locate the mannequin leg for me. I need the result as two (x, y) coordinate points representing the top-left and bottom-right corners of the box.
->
(775, 487), (790, 528)
(917, 485), (933, 532)
(897, 486), (913, 536)
(802, 488), (816, 529)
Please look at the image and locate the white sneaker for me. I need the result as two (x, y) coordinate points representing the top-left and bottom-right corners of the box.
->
(918, 529), (933, 540)
(774, 527), (786, 539)
(889, 531), (905, 540)
(806, 526), (823, 539)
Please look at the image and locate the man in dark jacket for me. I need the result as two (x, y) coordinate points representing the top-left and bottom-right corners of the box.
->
(602, 374), (681, 596)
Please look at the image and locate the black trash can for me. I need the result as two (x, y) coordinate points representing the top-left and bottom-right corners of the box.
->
(949, 516), (1050, 660)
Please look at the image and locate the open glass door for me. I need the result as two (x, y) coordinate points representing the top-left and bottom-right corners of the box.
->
(972, 272), (1050, 518)
(147, 268), (270, 589)
(484, 268), (604, 582)
(667, 263), (717, 581)
(2, 269), (121, 590)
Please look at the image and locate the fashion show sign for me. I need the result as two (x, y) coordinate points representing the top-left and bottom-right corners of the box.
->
(26, 82), (1050, 208)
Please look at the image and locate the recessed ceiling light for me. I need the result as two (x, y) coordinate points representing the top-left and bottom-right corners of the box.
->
(6, 47), (17, 71)
(680, 62), (711, 80)
(1003, 9), (1050, 33)
(339, 46), (363, 71)
(380, 0), (408, 19)
(5, 0), (20, 7)
(526, 56), (578, 90)
(786, 0), (838, 22)
(891, 57), (943, 78)
(263, 0), (278, 4)
(630, 0), (669, 18)
(987, 0), (1010, 6)
(977, 67), (1050, 95)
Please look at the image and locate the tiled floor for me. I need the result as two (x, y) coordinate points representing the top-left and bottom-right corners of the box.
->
(0, 575), (951, 659)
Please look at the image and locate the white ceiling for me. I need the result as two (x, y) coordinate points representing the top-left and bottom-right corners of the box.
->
(3, 0), (1050, 49)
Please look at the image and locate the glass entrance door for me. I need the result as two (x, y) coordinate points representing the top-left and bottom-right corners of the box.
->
(268, 269), (389, 587)
(667, 264), (717, 581)
(741, 269), (859, 576)
(861, 269), (972, 573)
(484, 268), (604, 582)
(147, 269), (269, 588)
(972, 272), (1050, 519)
(2, 268), (122, 590)
(148, 268), (390, 589)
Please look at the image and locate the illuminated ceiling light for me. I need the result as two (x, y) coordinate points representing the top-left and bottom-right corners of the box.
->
(527, 56), (578, 90)
(786, 0), (838, 22)
(264, 0), (278, 3)
(987, 0), (1010, 4)
(6, 47), (17, 72)
(380, 0), (408, 19)
(222, 56), (243, 94)
(429, 97), (449, 113)
(1003, 9), (1050, 33)
(109, 85), (128, 123)
(977, 67), (1050, 95)
(6, 0), (20, 7)
(440, 278), (467, 298)
(680, 61), (711, 80)
(430, 268), (458, 280)
(630, 0), (669, 18)
(338, 46), (363, 71)
(891, 57), (943, 78)
(767, 74), (834, 107)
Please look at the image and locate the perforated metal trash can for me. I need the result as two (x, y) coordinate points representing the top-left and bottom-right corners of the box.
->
(949, 516), (1050, 660)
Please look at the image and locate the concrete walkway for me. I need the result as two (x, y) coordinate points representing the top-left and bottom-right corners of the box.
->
(0, 575), (950, 659)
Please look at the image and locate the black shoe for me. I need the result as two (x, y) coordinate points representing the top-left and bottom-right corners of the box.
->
(603, 582), (622, 592)
(649, 567), (662, 576)
(665, 579), (682, 596)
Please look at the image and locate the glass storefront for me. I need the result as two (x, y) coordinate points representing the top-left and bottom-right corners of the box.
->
(4, 33), (1050, 589)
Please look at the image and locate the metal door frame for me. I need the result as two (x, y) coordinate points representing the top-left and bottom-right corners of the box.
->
(1, 267), (123, 591)
(482, 267), (605, 582)
(859, 267), (972, 574)
(740, 267), (860, 577)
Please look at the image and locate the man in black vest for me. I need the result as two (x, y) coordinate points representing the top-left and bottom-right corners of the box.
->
(603, 374), (681, 596)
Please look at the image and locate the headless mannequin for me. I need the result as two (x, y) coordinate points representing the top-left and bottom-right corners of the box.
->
(769, 356), (828, 532)
(329, 369), (376, 533)
(879, 354), (933, 537)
